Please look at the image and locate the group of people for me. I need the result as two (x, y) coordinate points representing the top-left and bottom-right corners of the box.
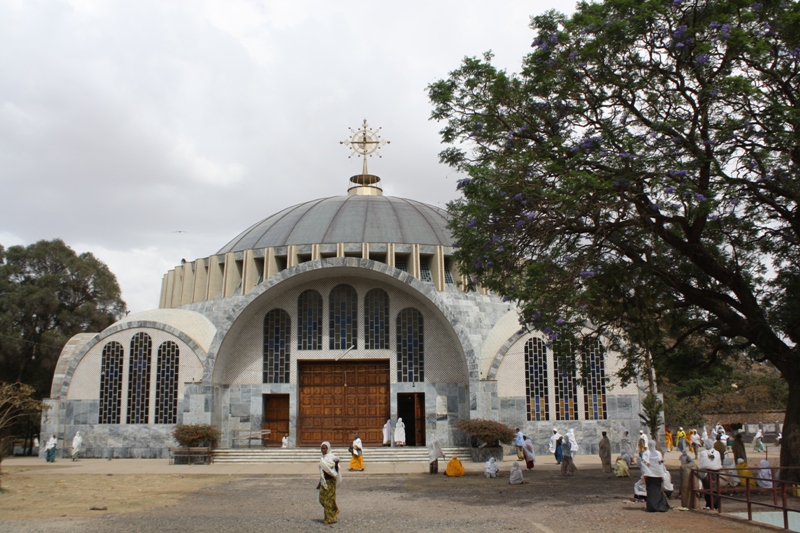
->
(548, 428), (578, 476)
(42, 431), (83, 462)
(381, 418), (406, 447)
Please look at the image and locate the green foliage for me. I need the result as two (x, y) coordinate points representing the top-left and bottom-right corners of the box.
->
(639, 393), (664, 440)
(429, 0), (800, 471)
(0, 240), (127, 398)
(0, 382), (47, 489)
(172, 424), (221, 448)
(456, 418), (516, 446)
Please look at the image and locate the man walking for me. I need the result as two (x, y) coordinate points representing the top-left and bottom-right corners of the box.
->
(514, 428), (524, 460)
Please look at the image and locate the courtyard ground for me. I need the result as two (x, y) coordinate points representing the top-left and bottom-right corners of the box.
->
(0, 449), (786, 532)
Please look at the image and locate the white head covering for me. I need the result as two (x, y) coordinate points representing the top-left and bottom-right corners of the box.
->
(640, 439), (665, 478)
(485, 456), (499, 475)
(394, 418), (406, 442)
(722, 457), (740, 486)
(383, 419), (392, 443)
(428, 435), (445, 463)
(567, 429), (579, 452)
(756, 459), (773, 488)
(522, 436), (536, 462)
(753, 428), (763, 442)
(72, 431), (82, 450)
(318, 441), (342, 489)
(509, 462), (524, 484)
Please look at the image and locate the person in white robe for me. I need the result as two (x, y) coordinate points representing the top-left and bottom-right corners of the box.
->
(382, 420), (392, 446)
(637, 430), (649, 462)
(566, 429), (579, 458)
(633, 475), (647, 500)
(720, 457), (740, 487)
(71, 431), (82, 461)
(663, 468), (674, 498)
(522, 436), (536, 470)
(620, 431), (634, 464)
(548, 428), (562, 464)
(509, 462), (526, 484)
(753, 428), (766, 452)
(394, 418), (406, 446)
(427, 435), (446, 474)
(698, 439), (722, 509)
(641, 439), (669, 512)
(44, 435), (57, 462)
(756, 459), (773, 488)
(484, 456), (500, 478)
(281, 435), (289, 448)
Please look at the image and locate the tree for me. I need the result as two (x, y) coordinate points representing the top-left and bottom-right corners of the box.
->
(429, 0), (800, 477)
(0, 382), (47, 488)
(0, 240), (127, 398)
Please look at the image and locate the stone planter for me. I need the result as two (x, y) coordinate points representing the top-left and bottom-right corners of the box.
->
(470, 446), (504, 463)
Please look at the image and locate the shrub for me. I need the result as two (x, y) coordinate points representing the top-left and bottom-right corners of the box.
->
(456, 418), (516, 447)
(172, 424), (221, 448)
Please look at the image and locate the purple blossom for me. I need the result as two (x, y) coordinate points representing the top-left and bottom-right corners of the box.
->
(665, 186), (676, 193)
(709, 214), (719, 220)
(456, 178), (471, 190)
(695, 193), (707, 201)
(672, 0), (682, 5)
(721, 24), (731, 39)
(497, 246), (505, 252)
(675, 42), (685, 49)
(549, 33), (559, 44)
(673, 203), (682, 209)
(514, 193), (525, 202)
(618, 152), (632, 158)
(491, 234), (501, 243)
(473, 260), (482, 269)
(709, 21), (721, 29)
(695, 53), (710, 65)
(532, 312), (541, 321)
(731, 199), (739, 205)
(555, 318), (565, 326)
(752, 2), (762, 10)
(466, 218), (477, 228)
(673, 25), (687, 39)
(525, 212), (536, 220)
(568, 51), (578, 60)
(549, 333), (559, 341)
(543, 327), (553, 334)
(580, 271), (595, 278)
(515, 220), (525, 228)
(669, 169), (688, 177)
(563, 254), (571, 261)
(792, 48), (800, 60)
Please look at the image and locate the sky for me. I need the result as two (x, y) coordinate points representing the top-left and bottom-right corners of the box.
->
(0, 0), (577, 314)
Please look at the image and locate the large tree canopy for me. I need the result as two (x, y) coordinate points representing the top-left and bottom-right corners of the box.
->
(429, 0), (800, 472)
(0, 240), (127, 398)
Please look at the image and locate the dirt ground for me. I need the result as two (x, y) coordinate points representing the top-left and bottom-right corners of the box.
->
(0, 463), (780, 533)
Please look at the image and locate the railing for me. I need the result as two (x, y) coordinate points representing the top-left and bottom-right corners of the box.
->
(691, 466), (800, 530)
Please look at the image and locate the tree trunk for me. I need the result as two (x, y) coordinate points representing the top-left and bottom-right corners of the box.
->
(780, 378), (800, 483)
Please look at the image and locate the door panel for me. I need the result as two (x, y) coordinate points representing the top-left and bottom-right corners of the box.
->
(262, 394), (290, 447)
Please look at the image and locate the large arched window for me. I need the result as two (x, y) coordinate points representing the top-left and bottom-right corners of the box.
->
(329, 284), (358, 350)
(364, 288), (389, 350)
(127, 332), (152, 424)
(396, 308), (424, 382)
(99, 341), (124, 424)
(297, 290), (322, 350)
(155, 341), (179, 424)
(553, 343), (578, 421)
(524, 338), (549, 421)
(264, 309), (291, 383)
(583, 339), (608, 420)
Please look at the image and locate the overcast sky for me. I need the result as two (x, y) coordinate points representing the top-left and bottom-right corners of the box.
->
(0, 0), (577, 314)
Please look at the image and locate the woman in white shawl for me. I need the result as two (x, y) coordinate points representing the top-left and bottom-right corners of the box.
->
(620, 431), (633, 464)
(382, 420), (392, 446)
(753, 428), (766, 452)
(317, 441), (342, 525)
(698, 439), (722, 509)
(719, 457), (740, 487)
(567, 428), (579, 458)
(641, 439), (669, 512)
(427, 435), (445, 474)
(756, 459), (773, 488)
(509, 462), (526, 484)
(394, 418), (406, 446)
(522, 435), (536, 470)
(484, 456), (500, 478)
(45, 435), (57, 462)
(349, 433), (364, 471)
(71, 431), (82, 461)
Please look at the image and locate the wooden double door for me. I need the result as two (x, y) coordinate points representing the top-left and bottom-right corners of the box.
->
(297, 361), (390, 447)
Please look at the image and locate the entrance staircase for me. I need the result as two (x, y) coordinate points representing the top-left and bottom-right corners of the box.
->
(212, 446), (472, 464)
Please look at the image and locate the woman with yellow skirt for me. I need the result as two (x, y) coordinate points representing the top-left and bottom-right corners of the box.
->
(349, 433), (364, 471)
(317, 441), (341, 525)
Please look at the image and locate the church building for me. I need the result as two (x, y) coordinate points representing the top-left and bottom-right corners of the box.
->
(41, 122), (645, 458)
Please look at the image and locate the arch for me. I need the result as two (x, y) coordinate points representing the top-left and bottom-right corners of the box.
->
(364, 288), (389, 350)
(582, 338), (608, 420)
(99, 341), (124, 424)
(155, 341), (179, 424)
(263, 308), (291, 383)
(329, 284), (358, 350)
(127, 332), (152, 424)
(297, 289), (322, 350)
(396, 307), (424, 382)
(524, 337), (549, 421)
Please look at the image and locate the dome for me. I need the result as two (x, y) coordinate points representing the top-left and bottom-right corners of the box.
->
(217, 195), (453, 253)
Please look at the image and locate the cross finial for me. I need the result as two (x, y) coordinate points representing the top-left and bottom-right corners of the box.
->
(340, 119), (390, 176)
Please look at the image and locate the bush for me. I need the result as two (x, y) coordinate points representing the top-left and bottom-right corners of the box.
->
(172, 424), (221, 448)
(456, 418), (516, 447)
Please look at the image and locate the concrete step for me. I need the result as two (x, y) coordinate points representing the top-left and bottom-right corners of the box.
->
(212, 446), (472, 464)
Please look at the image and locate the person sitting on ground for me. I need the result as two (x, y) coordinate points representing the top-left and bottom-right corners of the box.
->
(736, 458), (756, 487)
(484, 456), (500, 478)
(756, 459), (773, 489)
(509, 462), (526, 484)
(663, 468), (674, 499)
(444, 456), (465, 477)
(719, 457), (740, 488)
(615, 455), (630, 477)
(633, 475), (647, 502)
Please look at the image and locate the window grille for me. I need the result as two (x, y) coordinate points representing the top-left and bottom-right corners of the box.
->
(99, 341), (124, 424)
(127, 332), (152, 424)
(395, 259), (408, 272)
(396, 308), (424, 382)
(524, 338), (549, 421)
(420, 258), (432, 282)
(583, 339), (608, 420)
(155, 341), (179, 424)
(364, 288), (389, 350)
(553, 343), (578, 421)
(297, 289), (322, 350)
(264, 308), (291, 383)
(329, 284), (358, 350)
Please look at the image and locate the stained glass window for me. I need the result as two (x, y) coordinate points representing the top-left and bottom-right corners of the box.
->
(155, 341), (179, 424)
(553, 343), (578, 421)
(297, 289), (322, 350)
(396, 308), (424, 382)
(583, 339), (608, 420)
(329, 285), (357, 350)
(420, 258), (432, 282)
(364, 289), (389, 350)
(524, 338), (549, 421)
(99, 341), (124, 424)
(127, 332), (152, 424)
(264, 309), (291, 383)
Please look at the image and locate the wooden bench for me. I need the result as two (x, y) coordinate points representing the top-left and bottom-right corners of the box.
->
(230, 429), (271, 448)
(169, 446), (212, 465)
